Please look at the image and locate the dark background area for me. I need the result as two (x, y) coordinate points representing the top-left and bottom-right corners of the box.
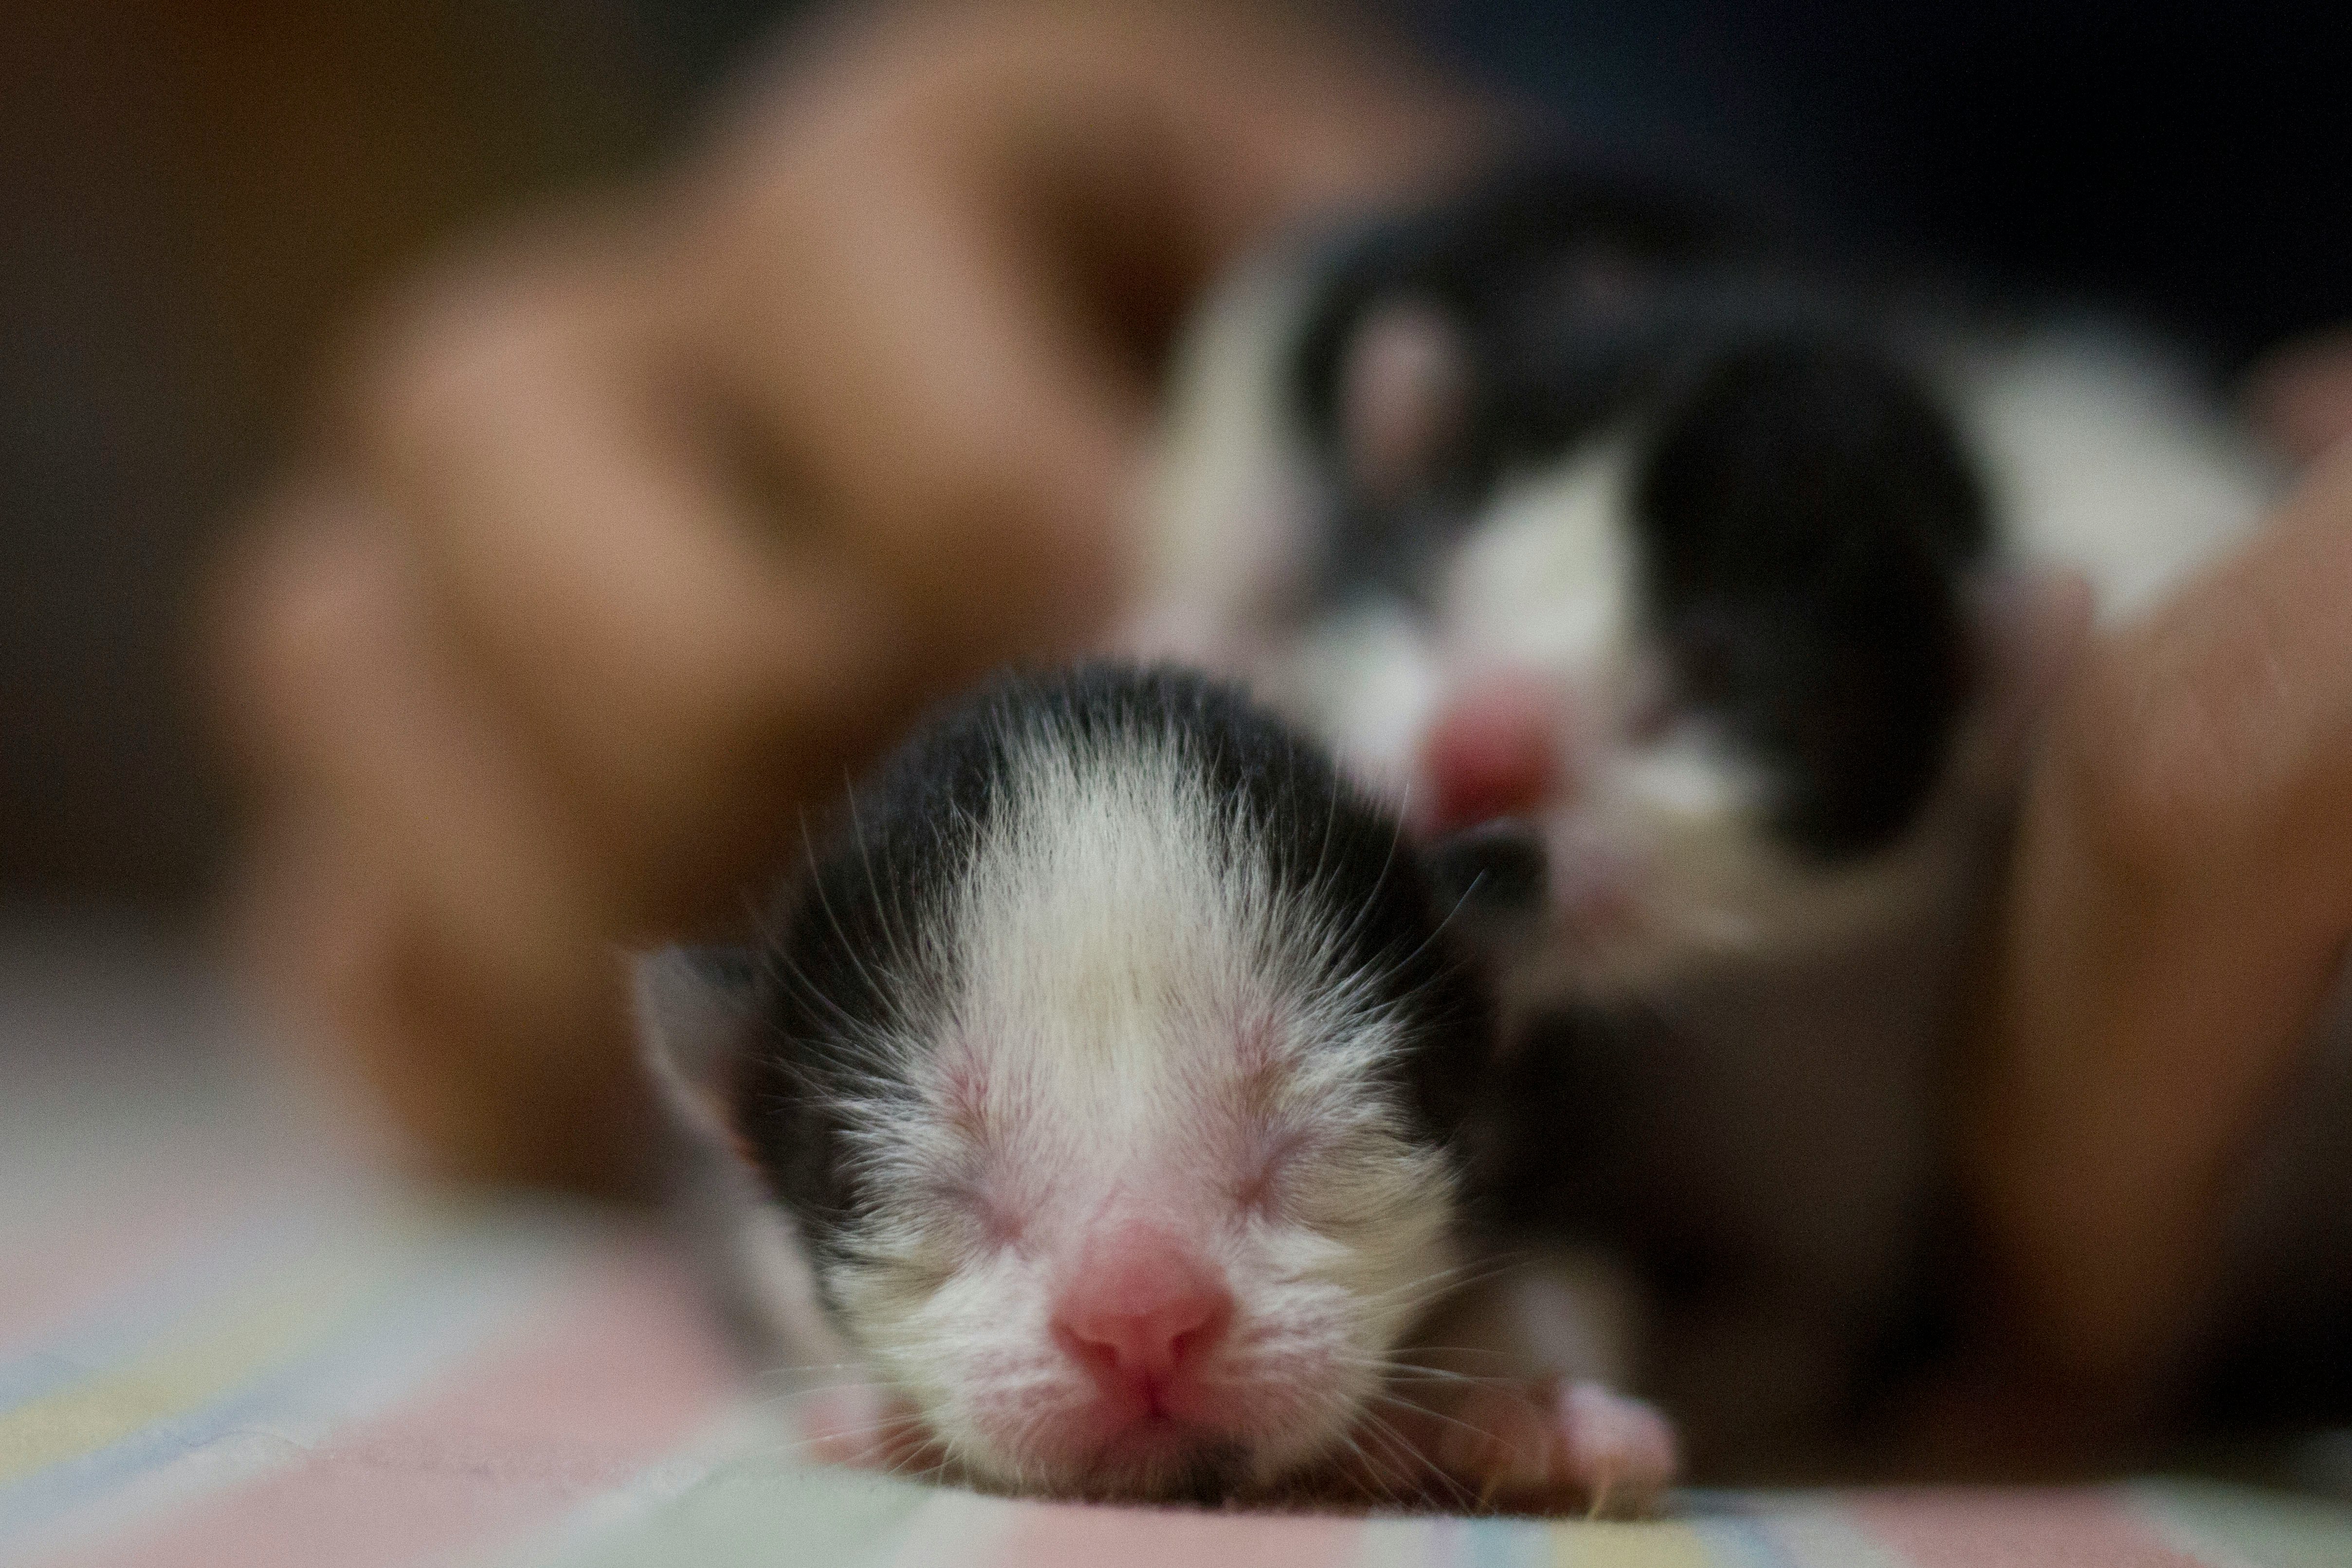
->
(0, 1), (777, 911)
(5, 0), (2347, 914)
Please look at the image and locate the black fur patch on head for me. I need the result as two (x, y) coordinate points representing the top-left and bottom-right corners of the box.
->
(1293, 156), (1738, 465)
(1289, 158), (1741, 608)
(1634, 340), (1989, 857)
(730, 664), (1493, 1307)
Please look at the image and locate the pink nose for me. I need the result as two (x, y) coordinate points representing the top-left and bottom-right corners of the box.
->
(1051, 1230), (1234, 1411)
(1420, 677), (1564, 834)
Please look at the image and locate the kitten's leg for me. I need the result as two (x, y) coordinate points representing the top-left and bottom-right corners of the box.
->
(1427, 1375), (1678, 1517)
(1375, 1249), (1680, 1515)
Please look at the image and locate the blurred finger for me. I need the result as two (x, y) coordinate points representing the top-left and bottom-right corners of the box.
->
(1969, 441), (2352, 1390)
(348, 265), (907, 930)
(220, 491), (650, 1183)
(684, 4), (1487, 665)
(688, 132), (1144, 669)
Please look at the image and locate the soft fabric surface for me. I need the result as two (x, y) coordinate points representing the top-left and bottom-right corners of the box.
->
(5, 929), (2351, 1566)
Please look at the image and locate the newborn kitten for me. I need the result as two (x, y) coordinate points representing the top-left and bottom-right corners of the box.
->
(639, 664), (1676, 1509)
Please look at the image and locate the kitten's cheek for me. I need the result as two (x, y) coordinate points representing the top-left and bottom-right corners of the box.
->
(800, 1388), (932, 1470)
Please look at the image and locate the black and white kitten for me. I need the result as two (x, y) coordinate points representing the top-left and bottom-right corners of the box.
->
(638, 664), (1677, 1508)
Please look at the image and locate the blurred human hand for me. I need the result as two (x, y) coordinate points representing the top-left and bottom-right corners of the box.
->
(212, 0), (1486, 1189)
(1962, 366), (2352, 1435)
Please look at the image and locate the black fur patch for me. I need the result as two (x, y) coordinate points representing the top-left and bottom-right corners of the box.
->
(1425, 819), (1549, 941)
(1634, 340), (1987, 856)
(1289, 158), (1740, 608)
(1292, 156), (1739, 473)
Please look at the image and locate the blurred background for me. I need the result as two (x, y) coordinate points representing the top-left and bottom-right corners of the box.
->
(5, 0), (2349, 919)
(0, 1), (791, 918)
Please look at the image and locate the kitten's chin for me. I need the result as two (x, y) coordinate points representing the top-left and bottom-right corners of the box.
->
(965, 1425), (1263, 1505)
(954, 1373), (1356, 1505)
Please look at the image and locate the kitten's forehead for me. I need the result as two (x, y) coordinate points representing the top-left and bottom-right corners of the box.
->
(1444, 444), (1637, 670)
(954, 725), (1270, 1051)
(931, 721), (1393, 1169)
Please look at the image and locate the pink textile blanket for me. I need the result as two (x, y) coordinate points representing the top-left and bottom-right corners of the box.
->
(5, 939), (2350, 1567)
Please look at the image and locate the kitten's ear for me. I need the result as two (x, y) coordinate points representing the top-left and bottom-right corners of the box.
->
(1955, 564), (2094, 788)
(1340, 298), (1472, 501)
(633, 947), (759, 1147)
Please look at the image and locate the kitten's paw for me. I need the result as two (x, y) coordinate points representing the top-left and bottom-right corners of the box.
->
(1552, 1380), (1679, 1515)
(1437, 1378), (1678, 1517)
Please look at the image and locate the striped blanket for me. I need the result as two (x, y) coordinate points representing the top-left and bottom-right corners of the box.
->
(5, 970), (2351, 1566)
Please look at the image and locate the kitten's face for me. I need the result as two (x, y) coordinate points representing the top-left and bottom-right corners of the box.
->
(1262, 441), (1819, 1000)
(817, 748), (1460, 1500)
(1261, 438), (1980, 1005)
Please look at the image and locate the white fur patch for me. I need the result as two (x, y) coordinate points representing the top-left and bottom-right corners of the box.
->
(1950, 331), (2280, 621)
(1442, 446), (1639, 673)
(1130, 256), (1323, 663)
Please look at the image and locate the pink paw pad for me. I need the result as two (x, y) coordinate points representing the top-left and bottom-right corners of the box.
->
(1436, 1378), (1679, 1516)
(1554, 1380), (1679, 1516)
